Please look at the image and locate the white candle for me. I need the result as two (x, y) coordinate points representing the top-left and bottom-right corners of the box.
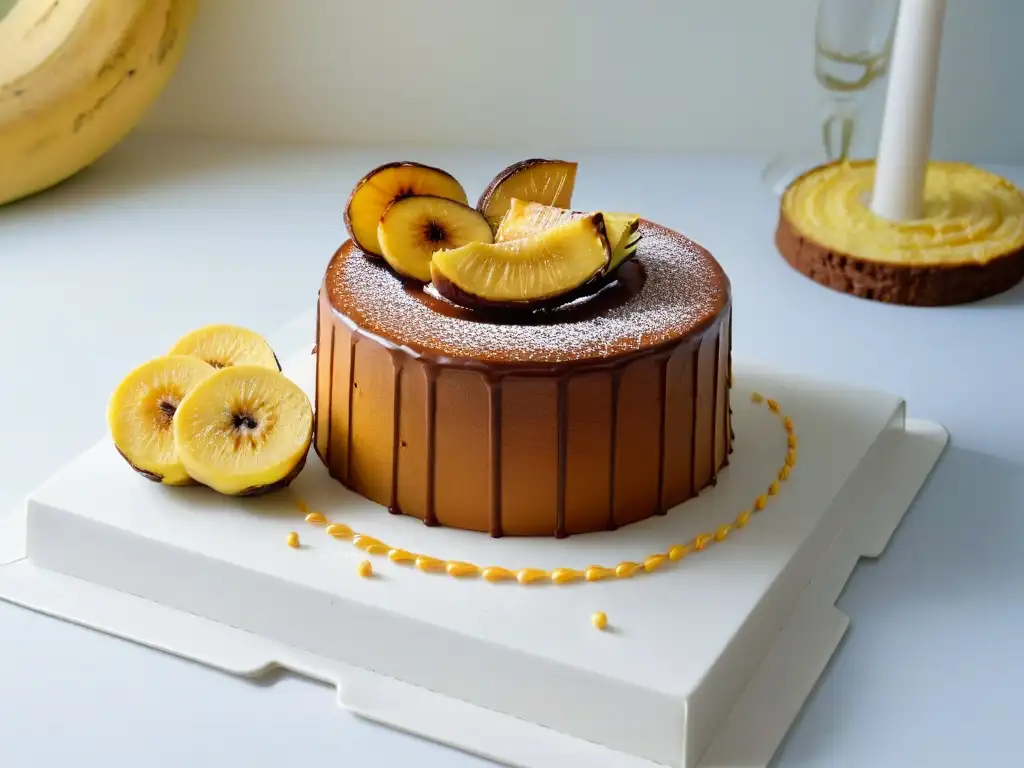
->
(870, 0), (948, 221)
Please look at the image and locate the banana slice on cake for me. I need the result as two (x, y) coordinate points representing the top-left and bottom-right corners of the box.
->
(172, 365), (313, 496)
(107, 355), (216, 485)
(168, 324), (281, 371)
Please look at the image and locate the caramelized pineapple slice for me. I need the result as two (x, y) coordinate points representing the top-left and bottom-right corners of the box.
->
(430, 213), (610, 310)
(496, 198), (641, 272)
(476, 159), (577, 231)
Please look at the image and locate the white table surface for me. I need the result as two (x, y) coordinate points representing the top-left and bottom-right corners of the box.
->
(1, 135), (1020, 768)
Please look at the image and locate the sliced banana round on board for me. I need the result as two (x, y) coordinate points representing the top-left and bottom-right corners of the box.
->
(172, 365), (313, 496)
(168, 324), (280, 371)
(107, 355), (216, 485)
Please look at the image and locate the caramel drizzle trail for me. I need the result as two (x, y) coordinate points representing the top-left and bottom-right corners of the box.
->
(314, 300), (321, 453)
(606, 370), (622, 531)
(689, 339), (700, 499)
(727, 311), (734, 454)
(388, 352), (404, 514)
(323, 317), (337, 466)
(555, 376), (569, 538)
(423, 366), (439, 527)
(346, 335), (358, 482)
(488, 376), (504, 538)
(710, 331), (721, 483)
(655, 353), (670, 514)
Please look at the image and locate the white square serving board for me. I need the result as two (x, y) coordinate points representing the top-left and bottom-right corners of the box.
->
(0, 333), (947, 768)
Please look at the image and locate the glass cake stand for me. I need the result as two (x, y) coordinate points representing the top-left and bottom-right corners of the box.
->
(762, 0), (898, 198)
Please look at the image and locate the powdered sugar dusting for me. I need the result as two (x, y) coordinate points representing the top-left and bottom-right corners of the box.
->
(325, 220), (730, 364)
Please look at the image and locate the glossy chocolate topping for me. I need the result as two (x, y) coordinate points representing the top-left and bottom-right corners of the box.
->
(316, 220), (733, 537)
(325, 220), (730, 365)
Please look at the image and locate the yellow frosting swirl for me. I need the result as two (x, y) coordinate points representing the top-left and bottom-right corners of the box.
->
(783, 160), (1024, 266)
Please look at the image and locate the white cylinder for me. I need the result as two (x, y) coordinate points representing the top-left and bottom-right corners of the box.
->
(870, 0), (947, 221)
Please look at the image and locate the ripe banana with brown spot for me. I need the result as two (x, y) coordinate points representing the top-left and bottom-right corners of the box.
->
(0, 0), (198, 207)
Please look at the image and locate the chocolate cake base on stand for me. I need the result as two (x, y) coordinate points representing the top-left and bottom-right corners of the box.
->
(0, 331), (947, 768)
(775, 159), (1024, 305)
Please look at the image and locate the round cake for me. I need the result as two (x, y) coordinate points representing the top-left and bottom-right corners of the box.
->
(776, 160), (1024, 305)
(314, 220), (732, 537)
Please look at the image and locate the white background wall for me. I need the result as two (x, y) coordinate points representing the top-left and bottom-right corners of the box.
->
(134, 0), (1022, 162)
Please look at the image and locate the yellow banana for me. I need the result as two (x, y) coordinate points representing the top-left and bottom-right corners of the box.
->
(0, 0), (198, 207)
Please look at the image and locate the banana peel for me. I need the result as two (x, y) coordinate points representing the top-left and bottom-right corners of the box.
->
(0, 0), (198, 207)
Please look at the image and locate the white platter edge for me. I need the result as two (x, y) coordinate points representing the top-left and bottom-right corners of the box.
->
(0, 394), (946, 768)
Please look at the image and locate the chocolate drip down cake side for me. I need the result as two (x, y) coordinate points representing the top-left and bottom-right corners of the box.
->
(314, 159), (732, 537)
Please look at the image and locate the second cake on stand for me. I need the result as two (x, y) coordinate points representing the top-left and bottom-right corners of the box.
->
(775, 0), (1024, 306)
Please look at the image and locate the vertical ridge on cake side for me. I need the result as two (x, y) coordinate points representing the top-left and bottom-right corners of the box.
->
(314, 220), (732, 537)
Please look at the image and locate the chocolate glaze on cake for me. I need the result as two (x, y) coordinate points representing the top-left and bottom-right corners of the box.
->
(315, 220), (732, 537)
